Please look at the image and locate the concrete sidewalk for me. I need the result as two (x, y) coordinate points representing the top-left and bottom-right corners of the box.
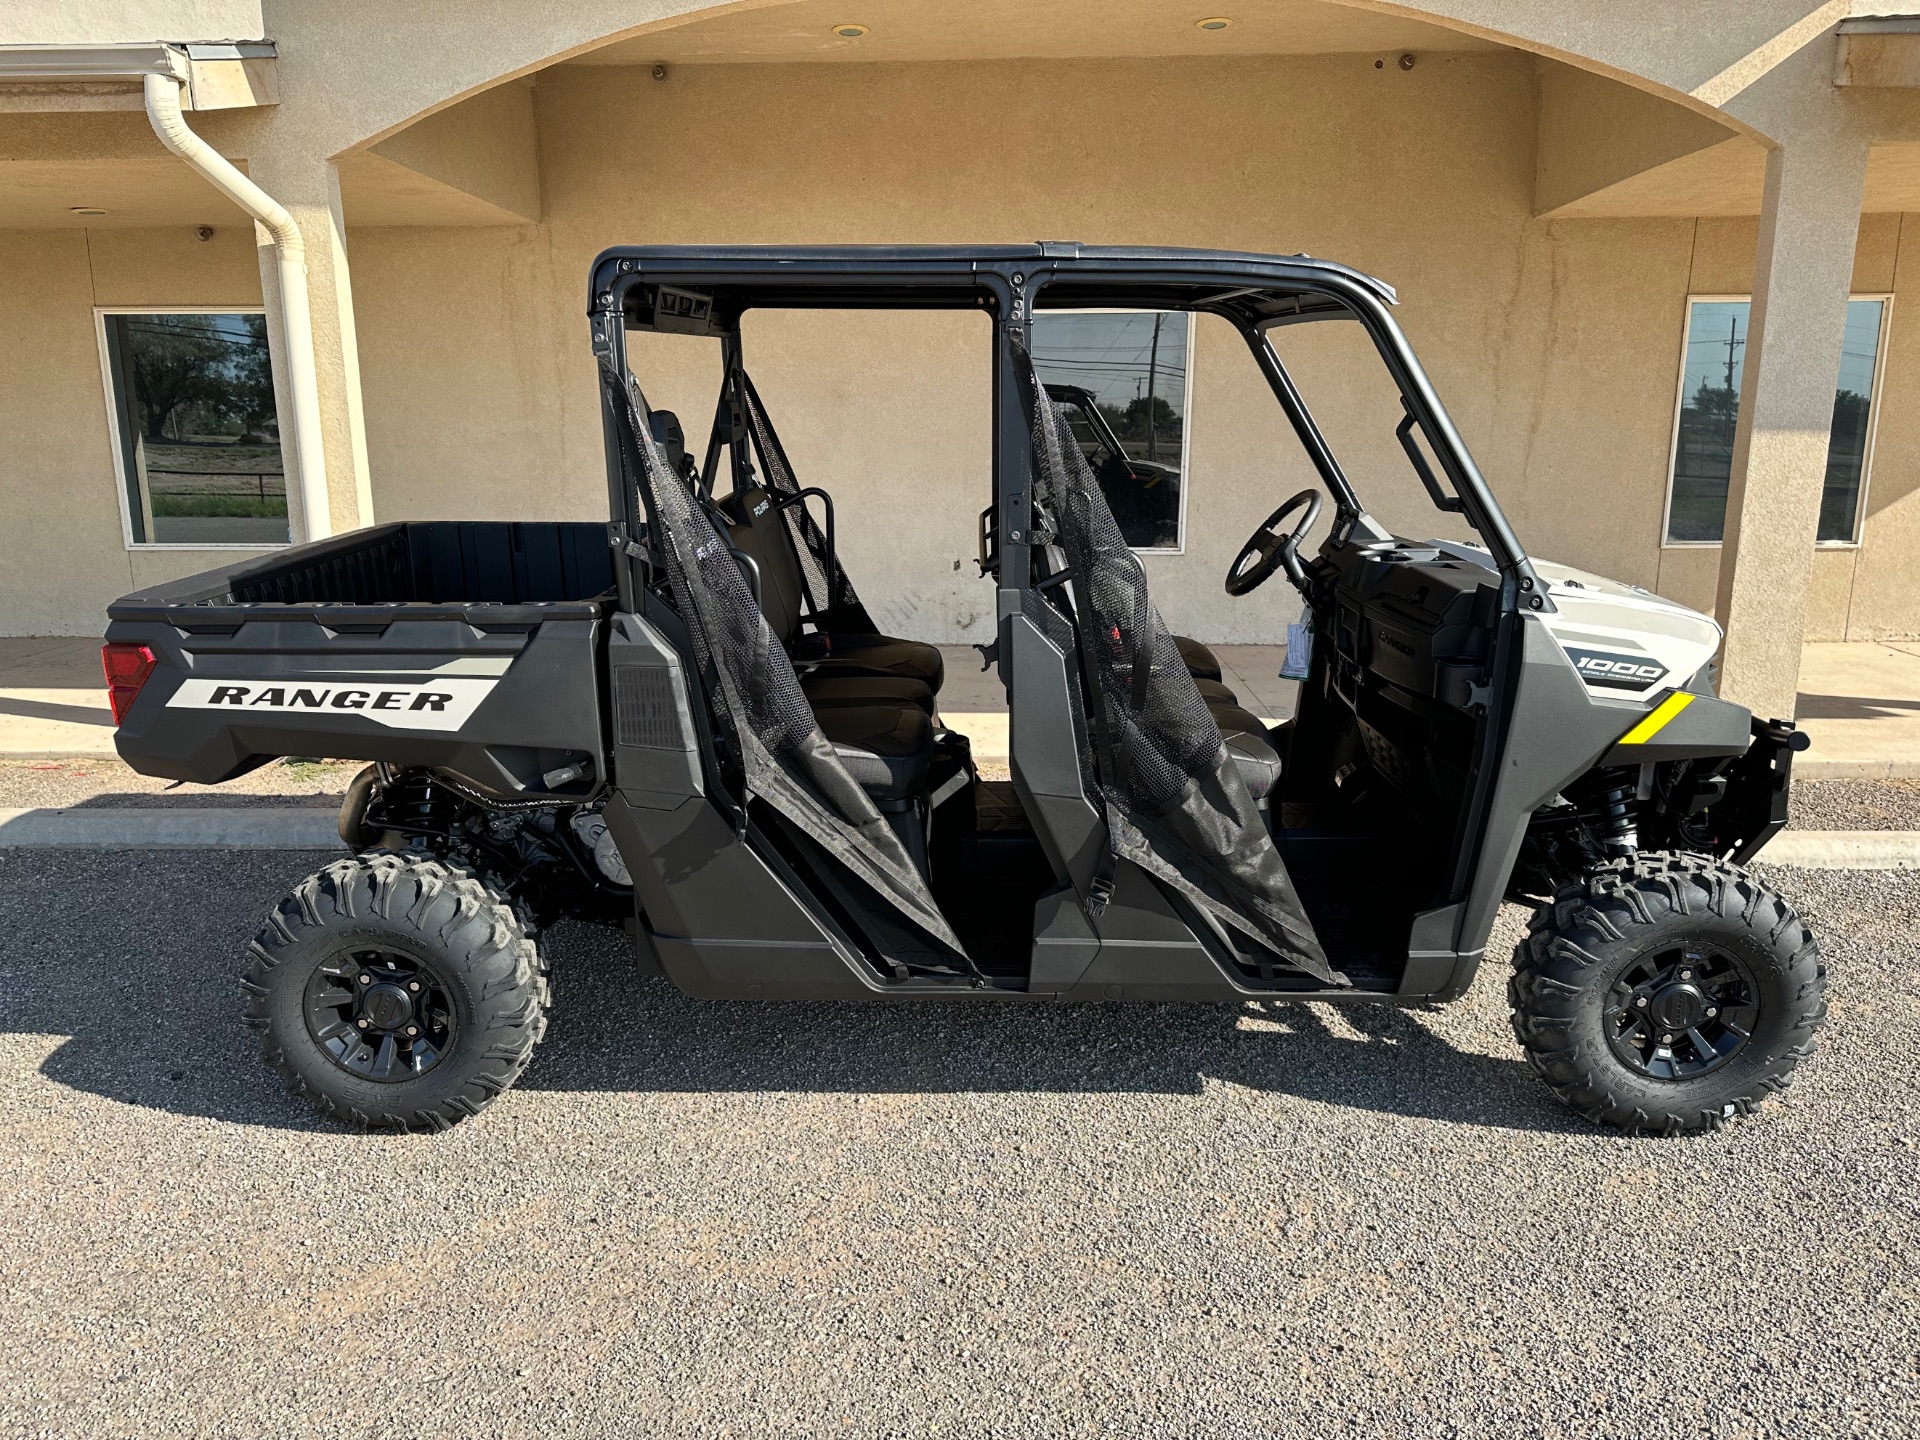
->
(6, 634), (1917, 777)
(1795, 640), (1920, 779)
(0, 637), (116, 760)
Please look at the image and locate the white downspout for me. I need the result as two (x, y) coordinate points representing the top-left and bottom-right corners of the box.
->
(143, 72), (332, 542)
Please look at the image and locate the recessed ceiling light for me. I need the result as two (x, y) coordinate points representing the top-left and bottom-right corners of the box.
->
(832, 23), (869, 38)
(1197, 17), (1234, 30)
(71, 206), (109, 216)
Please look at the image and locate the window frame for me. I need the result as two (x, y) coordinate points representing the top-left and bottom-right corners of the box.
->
(93, 305), (291, 552)
(1028, 305), (1197, 556)
(1661, 290), (1894, 551)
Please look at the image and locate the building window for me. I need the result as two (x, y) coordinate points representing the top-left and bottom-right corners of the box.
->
(1665, 294), (1890, 546)
(1030, 310), (1192, 551)
(97, 309), (289, 547)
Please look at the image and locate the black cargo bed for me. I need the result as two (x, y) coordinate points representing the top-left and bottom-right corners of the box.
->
(108, 521), (616, 628)
(103, 521), (616, 794)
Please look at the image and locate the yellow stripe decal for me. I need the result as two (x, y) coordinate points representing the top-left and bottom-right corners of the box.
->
(1617, 691), (1694, 747)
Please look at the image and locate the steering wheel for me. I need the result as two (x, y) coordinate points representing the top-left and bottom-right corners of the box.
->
(1225, 489), (1324, 597)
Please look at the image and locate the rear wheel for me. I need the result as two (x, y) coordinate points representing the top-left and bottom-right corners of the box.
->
(243, 853), (549, 1131)
(1509, 853), (1824, 1135)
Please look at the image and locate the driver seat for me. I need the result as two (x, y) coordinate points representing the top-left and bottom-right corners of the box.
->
(1174, 635), (1222, 682)
(1212, 704), (1283, 803)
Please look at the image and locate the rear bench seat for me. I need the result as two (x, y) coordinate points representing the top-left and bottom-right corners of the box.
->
(719, 484), (944, 700)
(715, 483), (941, 867)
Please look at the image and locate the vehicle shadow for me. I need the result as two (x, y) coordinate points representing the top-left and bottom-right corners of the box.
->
(513, 923), (1578, 1134)
(53, 791), (348, 810)
(0, 845), (1577, 1136)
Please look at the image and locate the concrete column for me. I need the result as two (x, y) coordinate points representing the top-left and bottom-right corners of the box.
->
(1712, 129), (1870, 720)
(249, 155), (375, 537)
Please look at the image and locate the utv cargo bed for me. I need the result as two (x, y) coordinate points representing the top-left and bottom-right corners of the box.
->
(105, 521), (614, 796)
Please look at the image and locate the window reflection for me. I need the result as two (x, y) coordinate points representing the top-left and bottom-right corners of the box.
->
(1031, 311), (1189, 550)
(102, 312), (288, 546)
(1668, 297), (1884, 545)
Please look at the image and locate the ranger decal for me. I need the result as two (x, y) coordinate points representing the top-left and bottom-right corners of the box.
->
(165, 677), (498, 730)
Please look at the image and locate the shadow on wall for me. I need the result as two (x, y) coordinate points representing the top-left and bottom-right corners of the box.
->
(0, 848), (1582, 1137)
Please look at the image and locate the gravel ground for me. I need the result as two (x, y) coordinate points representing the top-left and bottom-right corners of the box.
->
(0, 849), (1914, 1437)
(1792, 778), (1920, 831)
(0, 758), (359, 810)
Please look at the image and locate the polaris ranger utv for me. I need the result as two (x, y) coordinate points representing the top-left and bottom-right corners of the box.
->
(102, 244), (1822, 1135)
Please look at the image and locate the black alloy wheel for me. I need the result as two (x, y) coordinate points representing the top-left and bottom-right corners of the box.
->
(1509, 853), (1825, 1135)
(304, 947), (458, 1082)
(246, 854), (549, 1130)
(1603, 943), (1757, 1080)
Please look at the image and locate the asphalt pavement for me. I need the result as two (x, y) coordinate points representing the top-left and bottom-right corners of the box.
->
(0, 848), (1914, 1437)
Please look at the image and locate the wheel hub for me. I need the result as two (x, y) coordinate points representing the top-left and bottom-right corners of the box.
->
(1647, 982), (1706, 1033)
(1604, 944), (1758, 1081)
(360, 982), (414, 1030)
(303, 949), (456, 1082)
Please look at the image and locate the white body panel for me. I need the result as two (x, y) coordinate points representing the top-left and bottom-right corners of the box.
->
(1430, 541), (1720, 697)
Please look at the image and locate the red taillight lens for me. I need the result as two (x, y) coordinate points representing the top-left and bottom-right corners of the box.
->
(101, 642), (156, 726)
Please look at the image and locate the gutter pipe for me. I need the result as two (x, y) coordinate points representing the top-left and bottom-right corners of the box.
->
(143, 71), (332, 541)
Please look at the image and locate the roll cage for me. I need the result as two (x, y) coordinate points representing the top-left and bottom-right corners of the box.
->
(587, 242), (1547, 617)
(587, 242), (1552, 996)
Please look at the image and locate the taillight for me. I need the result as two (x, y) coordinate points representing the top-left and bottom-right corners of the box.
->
(101, 642), (156, 726)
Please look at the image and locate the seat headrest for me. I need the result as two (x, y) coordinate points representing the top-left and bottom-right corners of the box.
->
(732, 485), (777, 527)
(647, 409), (689, 477)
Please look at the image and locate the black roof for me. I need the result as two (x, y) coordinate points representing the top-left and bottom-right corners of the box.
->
(590, 243), (1396, 329)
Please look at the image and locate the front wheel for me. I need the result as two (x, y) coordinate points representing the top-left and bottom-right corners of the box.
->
(243, 853), (550, 1131)
(1509, 853), (1825, 1135)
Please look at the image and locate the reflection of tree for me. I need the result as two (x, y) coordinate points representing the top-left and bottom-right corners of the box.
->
(1098, 396), (1180, 447)
(1686, 379), (1738, 437)
(1831, 388), (1869, 442)
(1123, 395), (1178, 438)
(129, 318), (224, 440)
(221, 315), (278, 442)
(125, 315), (276, 443)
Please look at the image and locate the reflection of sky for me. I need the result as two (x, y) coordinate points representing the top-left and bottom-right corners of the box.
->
(123, 313), (262, 349)
(1683, 298), (1882, 401)
(1837, 299), (1884, 398)
(1031, 312), (1189, 414)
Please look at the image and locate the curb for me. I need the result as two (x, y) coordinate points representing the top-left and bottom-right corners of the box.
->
(1760, 830), (1920, 870)
(1, 804), (1917, 871)
(4, 745), (1912, 777)
(0, 748), (121, 762)
(1796, 758), (1920, 780)
(0, 807), (341, 849)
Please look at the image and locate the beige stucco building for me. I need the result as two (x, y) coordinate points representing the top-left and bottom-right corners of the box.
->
(6, 1), (1920, 718)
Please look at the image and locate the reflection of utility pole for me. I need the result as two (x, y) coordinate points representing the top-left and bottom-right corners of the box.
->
(1144, 313), (1163, 462)
(1722, 315), (1744, 448)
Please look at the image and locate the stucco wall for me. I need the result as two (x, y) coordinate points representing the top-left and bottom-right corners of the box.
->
(0, 225), (272, 635)
(6, 49), (1917, 640)
(1651, 212), (1912, 639)
(0, 0), (264, 46)
(341, 53), (1920, 643)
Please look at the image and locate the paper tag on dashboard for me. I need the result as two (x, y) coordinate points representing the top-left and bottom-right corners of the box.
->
(1280, 622), (1313, 680)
